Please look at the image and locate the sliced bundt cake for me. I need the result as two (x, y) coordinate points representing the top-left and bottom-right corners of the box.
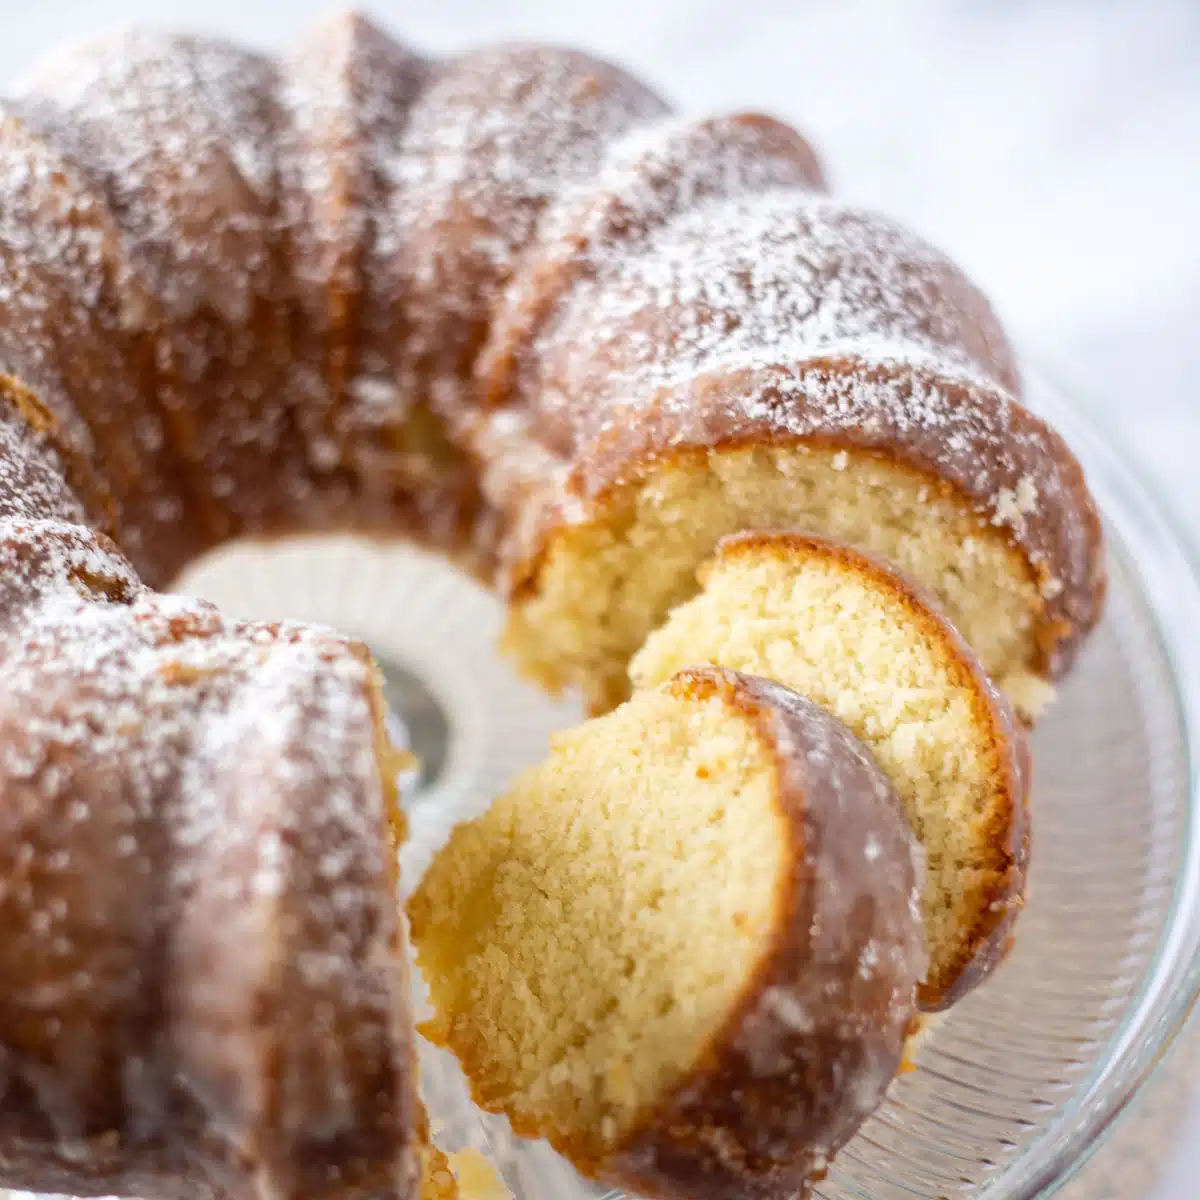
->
(631, 531), (1030, 1009)
(409, 667), (926, 1200)
(490, 191), (1105, 721)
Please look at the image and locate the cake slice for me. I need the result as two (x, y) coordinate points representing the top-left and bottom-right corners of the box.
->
(631, 531), (1030, 1009)
(409, 668), (926, 1199)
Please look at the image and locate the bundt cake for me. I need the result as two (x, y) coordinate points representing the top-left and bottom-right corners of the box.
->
(0, 8), (1107, 1195)
(0, 11), (1104, 712)
(631, 532), (1030, 1009)
(409, 667), (926, 1200)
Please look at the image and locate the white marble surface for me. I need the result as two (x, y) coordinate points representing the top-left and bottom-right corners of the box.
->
(0, 1), (1197, 1195)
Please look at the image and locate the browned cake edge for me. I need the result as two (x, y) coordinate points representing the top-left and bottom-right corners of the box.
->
(589, 667), (922, 1200)
(419, 666), (924, 1200)
(708, 531), (1031, 1009)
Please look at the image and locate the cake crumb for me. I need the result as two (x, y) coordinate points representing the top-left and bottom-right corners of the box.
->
(447, 1147), (511, 1199)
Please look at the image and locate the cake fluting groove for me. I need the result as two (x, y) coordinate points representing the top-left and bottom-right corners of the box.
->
(15, 32), (312, 547)
(0, 104), (198, 583)
(409, 667), (927, 1200)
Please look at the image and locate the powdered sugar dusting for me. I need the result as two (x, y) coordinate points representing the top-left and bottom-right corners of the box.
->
(0, 512), (402, 1187)
(542, 113), (823, 250)
(17, 31), (277, 324)
(14, 30), (307, 533)
(279, 12), (430, 463)
(0, 9), (1106, 1192)
(391, 44), (665, 283)
(502, 111), (823, 318)
(533, 188), (1016, 415)
(0, 100), (207, 578)
(386, 42), (667, 424)
(0, 528), (388, 979)
(0, 105), (150, 463)
(0, 384), (403, 1191)
(483, 181), (1098, 639)
(0, 407), (88, 530)
(475, 169), (1093, 601)
(478, 110), (826, 408)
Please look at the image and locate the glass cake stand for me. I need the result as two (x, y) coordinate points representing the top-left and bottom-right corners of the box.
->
(14, 368), (1197, 1200)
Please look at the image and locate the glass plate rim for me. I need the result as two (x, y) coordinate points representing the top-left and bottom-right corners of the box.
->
(974, 362), (1200, 1199)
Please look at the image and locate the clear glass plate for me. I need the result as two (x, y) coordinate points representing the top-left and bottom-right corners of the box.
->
(17, 369), (1196, 1200)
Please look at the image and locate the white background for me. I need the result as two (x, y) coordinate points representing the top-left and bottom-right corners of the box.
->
(1, 1), (1198, 1195)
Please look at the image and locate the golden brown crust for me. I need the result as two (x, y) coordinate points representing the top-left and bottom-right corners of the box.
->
(410, 666), (924, 1199)
(14, 37), (320, 548)
(4, 15), (1106, 670)
(389, 43), (666, 442)
(280, 13), (493, 566)
(281, 12), (430, 474)
(475, 145), (1104, 692)
(420, 1145), (461, 1199)
(710, 530), (1031, 1008)
(573, 667), (925, 1200)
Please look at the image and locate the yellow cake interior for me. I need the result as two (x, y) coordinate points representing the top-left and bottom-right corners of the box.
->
(631, 538), (1014, 1000)
(504, 444), (1050, 717)
(408, 682), (788, 1159)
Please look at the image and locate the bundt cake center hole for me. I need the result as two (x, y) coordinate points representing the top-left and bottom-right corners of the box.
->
(375, 655), (451, 796)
